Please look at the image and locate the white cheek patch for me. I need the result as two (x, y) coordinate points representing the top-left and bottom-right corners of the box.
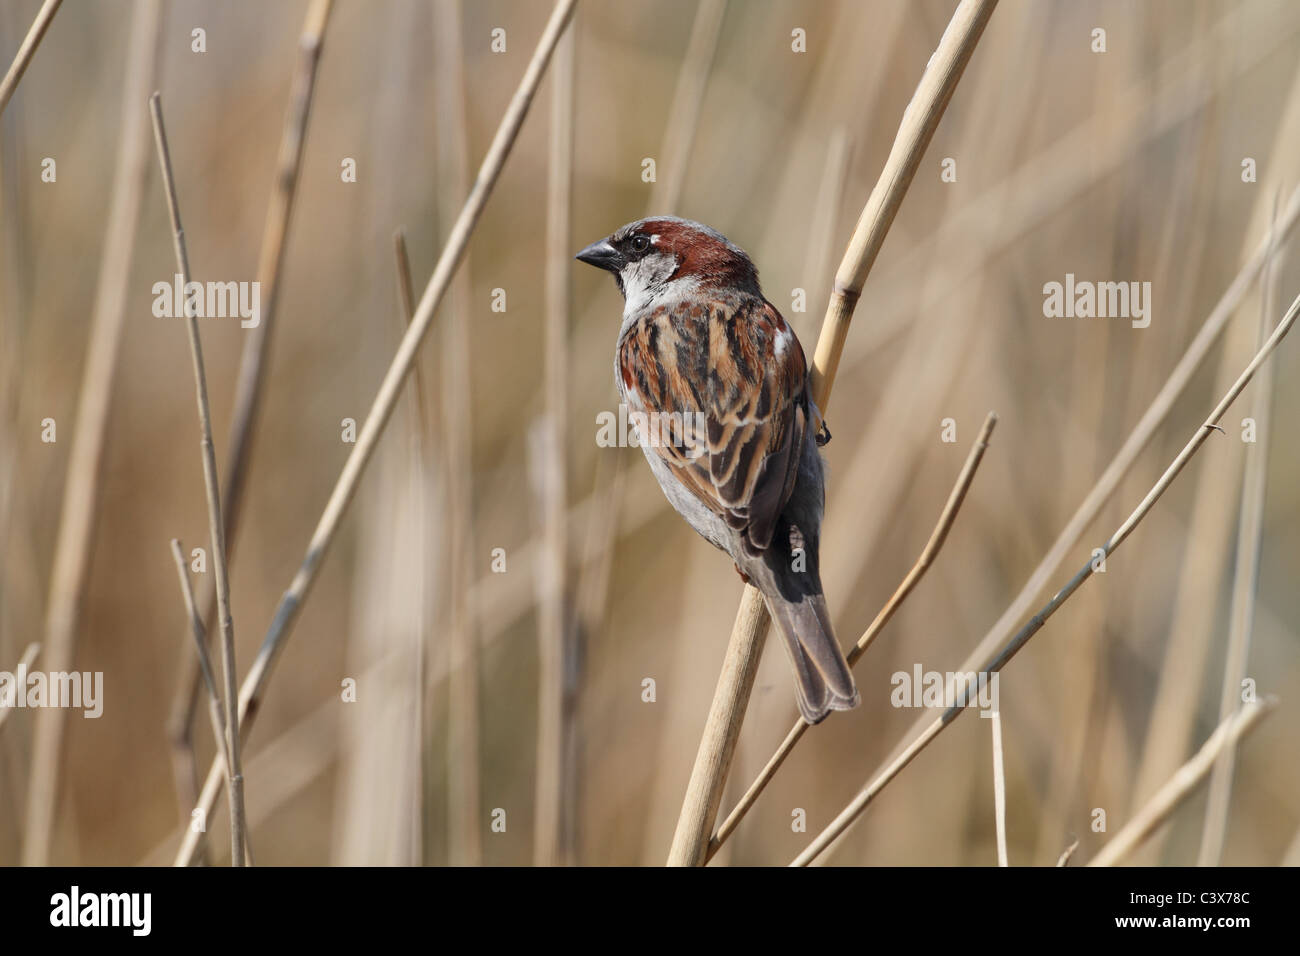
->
(621, 251), (680, 316)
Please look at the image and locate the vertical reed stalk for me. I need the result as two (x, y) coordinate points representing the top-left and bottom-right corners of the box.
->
(149, 92), (247, 865)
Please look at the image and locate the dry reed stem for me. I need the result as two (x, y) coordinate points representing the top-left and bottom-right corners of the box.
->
(0, 642), (39, 736)
(534, 22), (576, 867)
(168, 540), (231, 788)
(1056, 837), (1079, 867)
(1197, 199), (1283, 867)
(150, 92), (247, 866)
(173, 0), (578, 866)
(1090, 699), (1277, 868)
(22, 0), (163, 866)
(707, 411), (996, 858)
(432, 0), (484, 867)
(667, 0), (999, 868)
(165, 0), (333, 819)
(990, 708), (1007, 866)
(0, 0), (62, 116)
(792, 288), (1300, 866)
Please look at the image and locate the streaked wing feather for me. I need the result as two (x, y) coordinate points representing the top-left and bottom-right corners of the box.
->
(618, 297), (807, 554)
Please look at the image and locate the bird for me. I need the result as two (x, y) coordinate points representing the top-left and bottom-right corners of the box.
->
(575, 216), (859, 724)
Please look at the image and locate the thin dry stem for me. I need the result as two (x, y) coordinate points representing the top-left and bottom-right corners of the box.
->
(667, 0), (1000, 867)
(1090, 699), (1277, 867)
(990, 709), (1007, 866)
(793, 289), (1300, 866)
(1056, 837), (1080, 867)
(173, 0), (578, 867)
(0, 0), (62, 115)
(150, 92), (247, 867)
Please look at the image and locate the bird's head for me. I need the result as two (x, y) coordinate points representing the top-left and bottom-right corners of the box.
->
(575, 216), (761, 312)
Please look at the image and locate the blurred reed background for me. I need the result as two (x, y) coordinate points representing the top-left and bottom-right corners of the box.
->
(0, 0), (1298, 866)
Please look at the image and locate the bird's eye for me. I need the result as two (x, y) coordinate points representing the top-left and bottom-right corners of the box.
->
(630, 235), (650, 253)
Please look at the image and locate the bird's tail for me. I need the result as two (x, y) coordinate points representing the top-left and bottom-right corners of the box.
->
(753, 566), (859, 725)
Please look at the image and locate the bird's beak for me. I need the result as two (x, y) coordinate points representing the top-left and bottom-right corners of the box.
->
(574, 238), (624, 273)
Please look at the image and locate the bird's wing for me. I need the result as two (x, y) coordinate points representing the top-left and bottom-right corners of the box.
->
(618, 297), (808, 555)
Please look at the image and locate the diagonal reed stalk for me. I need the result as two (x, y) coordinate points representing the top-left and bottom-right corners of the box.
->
(165, 0), (333, 822)
(150, 92), (247, 866)
(1056, 837), (1080, 867)
(0, 0), (63, 116)
(667, 0), (1000, 867)
(793, 288), (1300, 866)
(1091, 699), (1276, 868)
(173, 0), (578, 866)
(707, 411), (996, 858)
(21, 0), (163, 866)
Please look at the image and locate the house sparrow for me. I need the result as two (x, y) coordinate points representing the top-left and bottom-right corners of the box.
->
(576, 217), (859, 724)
